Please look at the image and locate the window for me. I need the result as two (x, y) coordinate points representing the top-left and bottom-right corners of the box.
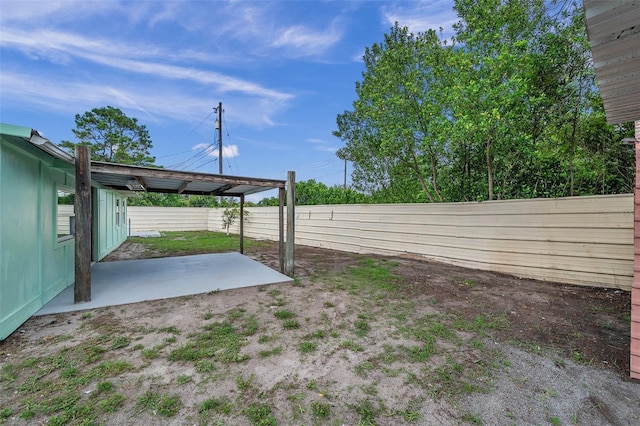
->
(116, 199), (120, 227)
(57, 186), (75, 242)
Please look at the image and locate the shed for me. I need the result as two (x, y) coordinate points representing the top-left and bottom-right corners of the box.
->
(583, 0), (640, 379)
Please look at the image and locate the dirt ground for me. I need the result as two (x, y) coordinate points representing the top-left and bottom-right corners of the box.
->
(1, 240), (638, 425)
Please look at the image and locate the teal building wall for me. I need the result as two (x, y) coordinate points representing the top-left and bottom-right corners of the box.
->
(1, 125), (127, 340)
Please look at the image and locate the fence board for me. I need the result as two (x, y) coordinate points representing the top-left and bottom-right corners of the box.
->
(126, 195), (633, 290)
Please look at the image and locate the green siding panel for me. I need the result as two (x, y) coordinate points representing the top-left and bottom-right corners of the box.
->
(1, 141), (43, 339)
(1, 130), (128, 340)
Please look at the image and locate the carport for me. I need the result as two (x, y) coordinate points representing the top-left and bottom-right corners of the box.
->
(69, 146), (296, 309)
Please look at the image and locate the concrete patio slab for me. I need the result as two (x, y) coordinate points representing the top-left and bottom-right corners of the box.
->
(36, 253), (292, 315)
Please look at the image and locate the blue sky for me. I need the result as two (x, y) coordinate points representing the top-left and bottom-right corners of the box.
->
(0, 0), (458, 201)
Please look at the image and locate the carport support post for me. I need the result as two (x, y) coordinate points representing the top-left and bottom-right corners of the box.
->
(240, 194), (244, 254)
(285, 171), (295, 277)
(279, 187), (285, 273)
(74, 145), (92, 303)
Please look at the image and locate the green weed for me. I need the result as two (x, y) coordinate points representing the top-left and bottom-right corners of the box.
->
(282, 319), (301, 330)
(109, 336), (131, 350)
(259, 347), (283, 358)
(136, 391), (182, 417)
(176, 375), (192, 385)
(298, 341), (318, 354)
(311, 400), (330, 418)
(274, 310), (296, 319)
(168, 321), (248, 363)
(245, 402), (277, 426)
(100, 393), (126, 413)
(198, 396), (233, 415)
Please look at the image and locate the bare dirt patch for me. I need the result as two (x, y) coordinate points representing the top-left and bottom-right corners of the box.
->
(1, 240), (638, 425)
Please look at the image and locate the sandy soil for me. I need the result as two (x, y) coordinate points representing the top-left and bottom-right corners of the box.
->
(1, 241), (638, 425)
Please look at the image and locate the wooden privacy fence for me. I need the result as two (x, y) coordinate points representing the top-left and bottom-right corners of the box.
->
(127, 194), (633, 291)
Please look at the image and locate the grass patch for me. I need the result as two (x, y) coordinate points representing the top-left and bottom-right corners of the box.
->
(310, 400), (330, 418)
(245, 402), (277, 426)
(109, 336), (131, 350)
(136, 391), (182, 417)
(453, 313), (509, 335)
(282, 319), (301, 330)
(353, 399), (379, 425)
(257, 334), (278, 344)
(340, 340), (364, 352)
(168, 321), (248, 363)
(354, 319), (371, 337)
(274, 309), (296, 319)
(141, 346), (161, 359)
(259, 346), (283, 358)
(100, 393), (126, 413)
(128, 231), (267, 256)
(198, 396), (233, 416)
(298, 341), (318, 354)
(346, 258), (398, 293)
(176, 375), (192, 385)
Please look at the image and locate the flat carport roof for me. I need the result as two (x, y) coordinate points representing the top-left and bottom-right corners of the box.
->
(26, 132), (296, 306)
(36, 253), (293, 315)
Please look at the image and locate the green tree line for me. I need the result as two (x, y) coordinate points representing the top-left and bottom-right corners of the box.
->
(333, 0), (635, 203)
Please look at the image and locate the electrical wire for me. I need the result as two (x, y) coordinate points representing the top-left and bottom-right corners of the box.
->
(168, 143), (215, 170)
(159, 110), (216, 164)
(222, 111), (241, 176)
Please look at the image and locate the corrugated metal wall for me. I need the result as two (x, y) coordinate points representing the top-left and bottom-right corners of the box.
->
(127, 194), (633, 291)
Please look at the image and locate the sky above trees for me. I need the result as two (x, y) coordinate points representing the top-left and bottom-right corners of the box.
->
(0, 0), (464, 201)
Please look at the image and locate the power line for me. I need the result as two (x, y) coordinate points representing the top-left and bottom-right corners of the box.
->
(168, 143), (215, 170)
(222, 110), (241, 176)
(158, 110), (216, 163)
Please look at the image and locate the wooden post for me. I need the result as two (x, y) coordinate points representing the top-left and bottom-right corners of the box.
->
(74, 145), (92, 303)
(239, 194), (245, 255)
(279, 187), (285, 273)
(285, 171), (295, 277)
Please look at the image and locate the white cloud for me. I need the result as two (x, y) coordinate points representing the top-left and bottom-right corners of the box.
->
(271, 20), (344, 58)
(0, 1), (119, 25)
(0, 27), (293, 104)
(0, 71), (284, 128)
(191, 143), (239, 159)
(381, 0), (458, 38)
(306, 138), (338, 153)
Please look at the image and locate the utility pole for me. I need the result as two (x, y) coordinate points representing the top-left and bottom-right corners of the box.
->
(343, 159), (347, 191)
(214, 102), (223, 175)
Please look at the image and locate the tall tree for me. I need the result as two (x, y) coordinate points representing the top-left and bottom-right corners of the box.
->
(335, 0), (633, 203)
(451, 0), (548, 200)
(61, 106), (155, 166)
(334, 24), (452, 203)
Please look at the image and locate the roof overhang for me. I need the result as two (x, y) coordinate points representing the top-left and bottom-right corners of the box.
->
(2, 122), (286, 197)
(90, 161), (285, 197)
(584, 0), (640, 124)
(0, 123), (74, 163)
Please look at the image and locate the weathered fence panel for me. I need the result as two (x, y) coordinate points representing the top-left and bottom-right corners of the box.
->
(128, 195), (634, 290)
(127, 207), (209, 232)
